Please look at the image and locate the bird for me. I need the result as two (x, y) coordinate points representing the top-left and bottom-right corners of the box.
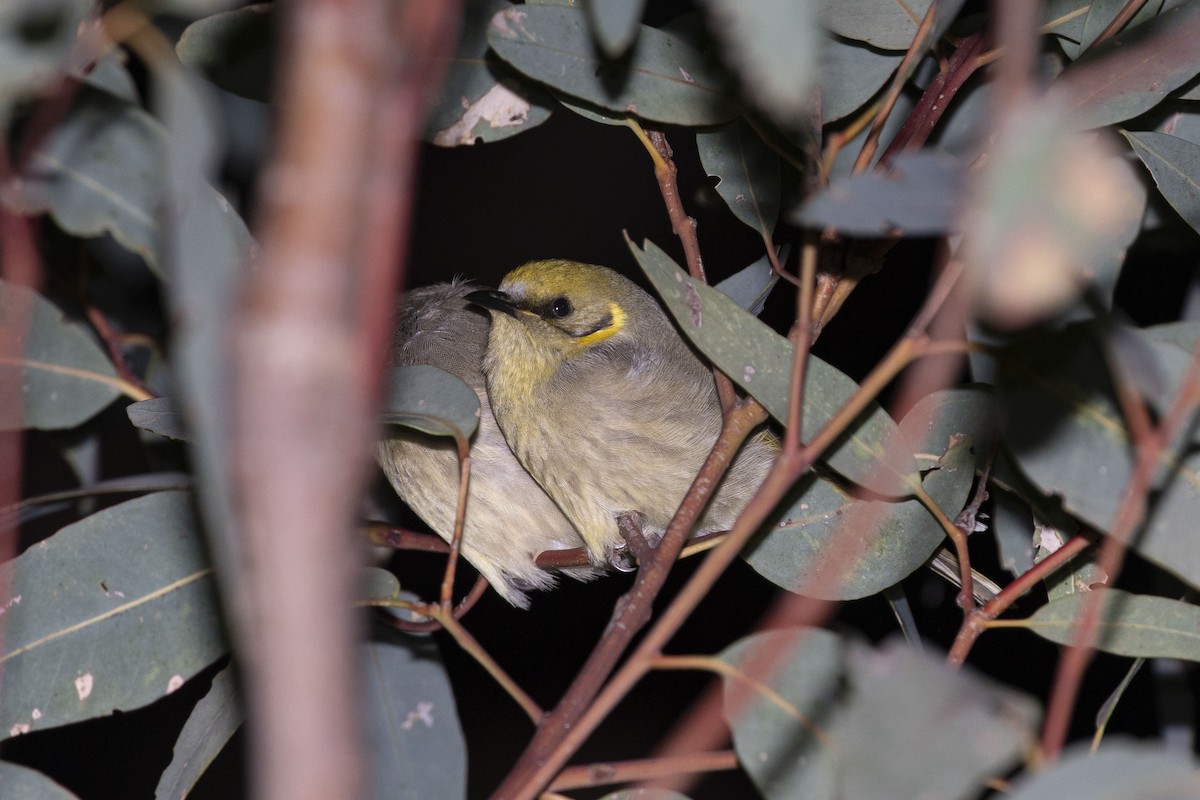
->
(467, 260), (777, 566)
(378, 281), (600, 607)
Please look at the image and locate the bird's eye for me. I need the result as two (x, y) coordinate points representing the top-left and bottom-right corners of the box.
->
(549, 297), (573, 318)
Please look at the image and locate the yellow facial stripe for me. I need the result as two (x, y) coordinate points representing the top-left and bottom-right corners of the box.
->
(575, 302), (626, 347)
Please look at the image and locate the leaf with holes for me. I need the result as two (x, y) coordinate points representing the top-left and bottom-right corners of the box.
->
(0, 492), (225, 741)
(697, 118), (780, 238)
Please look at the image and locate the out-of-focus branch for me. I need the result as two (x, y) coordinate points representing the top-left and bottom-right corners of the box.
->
(229, 2), (459, 799)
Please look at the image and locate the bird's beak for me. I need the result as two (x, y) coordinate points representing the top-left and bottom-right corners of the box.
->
(466, 289), (519, 318)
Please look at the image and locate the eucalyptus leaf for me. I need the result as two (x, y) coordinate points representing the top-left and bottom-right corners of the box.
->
(0, 491), (225, 741)
(628, 237), (916, 495)
(819, 34), (903, 124)
(795, 151), (964, 236)
(1046, 0), (1176, 61)
(1123, 131), (1200, 235)
(697, 118), (780, 238)
(0, 762), (80, 800)
(714, 250), (781, 317)
(720, 629), (1038, 800)
(1050, 1), (1200, 131)
(429, 0), (554, 146)
(127, 397), (188, 441)
(997, 322), (1200, 591)
(694, 0), (819, 124)
(154, 666), (244, 800)
(820, 0), (966, 51)
(1006, 741), (1200, 800)
(586, 0), (645, 58)
(0, 280), (124, 431)
(361, 622), (467, 800)
(747, 433), (974, 601)
(176, 3), (273, 103)
(359, 566), (404, 605)
(382, 365), (481, 443)
(487, 4), (739, 125)
(1017, 589), (1200, 661)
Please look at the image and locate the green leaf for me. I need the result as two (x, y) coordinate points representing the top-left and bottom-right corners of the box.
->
(694, 0), (820, 124)
(719, 627), (845, 800)
(0, 491), (225, 741)
(177, 3), (273, 103)
(697, 118), (780, 238)
(819, 34), (903, 124)
(429, 0), (554, 146)
(714, 251), (781, 317)
(0, 0), (88, 114)
(1016, 589), (1200, 660)
(127, 397), (188, 441)
(1006, 741), (1200, 799)
(1123, 131), (1200, 235)
(361, 623), (467, 800)
(1046, 0), (1176, 61)
(382, 365), (481, 443)
(720, 630), (1039, 800)
(487, 4), (739, 125)
(586, 0), (645, 58)
(154, 666), (244, 800)
(628, 236), (915, 495)
(0, 280), (124, 431)
(820, 0), (967, 51)
(359, 567), (404, 604)
(1050, 1), (1200, 131)
(11, 84), (253, 281)
(749, 437), (974, 601)
(795, 151), (964, 236)
(997, 323), (1200, 590)
(0, 762), (80, 800)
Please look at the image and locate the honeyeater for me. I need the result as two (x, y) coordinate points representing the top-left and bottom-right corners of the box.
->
(467, 260), (777, 566)
(378, 281), (600, 607)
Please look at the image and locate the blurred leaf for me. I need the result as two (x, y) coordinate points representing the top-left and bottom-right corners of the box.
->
(0, 280), (124, 431)
(1046, 0), (1176, 61)
(1123, 131), (1200, 235)
(719, 627), (845, 800)
(176, 4), (273, 103)
(154, 666), (244, 800)
(9, 84), (252, 281)
(600, 792), (692, 800)
(487, 4), (739, 125)
(1017, 589), (1200, 660)
(429, 0), (554, 146)
(628, 237), (916, 495)
(720, 629), (1038, 800)
(820, 0), (967, 51)
(0, 0), (88, 114)
(0, 762), (80, 799)
(997, 323), (1200, 591)
(0, 492), (225, 741)
(819, 34), (902, 124)
(586, 0), (645, 58)
(795, 151), (964, 236)
(694, 0), (819, 124)
(382, 365), (481, 442)
(697, 119), (780, 238)
(836, 638), (1038, 800)
(714, 250), (781, 317)
(746, 432), (975, 601)
(361, 622), (467, 800)
(963, 108), (1145, 327)
(359, 567), (404, 604)
(1050, 1), (1200, 131)
(127, 397), (187, 441)
(1006, 741), (1200, 800)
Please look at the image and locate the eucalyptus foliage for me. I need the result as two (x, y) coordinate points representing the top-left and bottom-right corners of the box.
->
(4, 1), (1200, 798)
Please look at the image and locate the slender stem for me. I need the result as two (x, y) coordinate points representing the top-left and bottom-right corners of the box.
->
(439, 450), (471, 609)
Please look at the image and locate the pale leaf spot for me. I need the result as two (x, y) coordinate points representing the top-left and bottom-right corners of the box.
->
(75, 672), (94, 701)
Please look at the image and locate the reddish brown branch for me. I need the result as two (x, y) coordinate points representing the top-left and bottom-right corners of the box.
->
(549, 751), (739, 792)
